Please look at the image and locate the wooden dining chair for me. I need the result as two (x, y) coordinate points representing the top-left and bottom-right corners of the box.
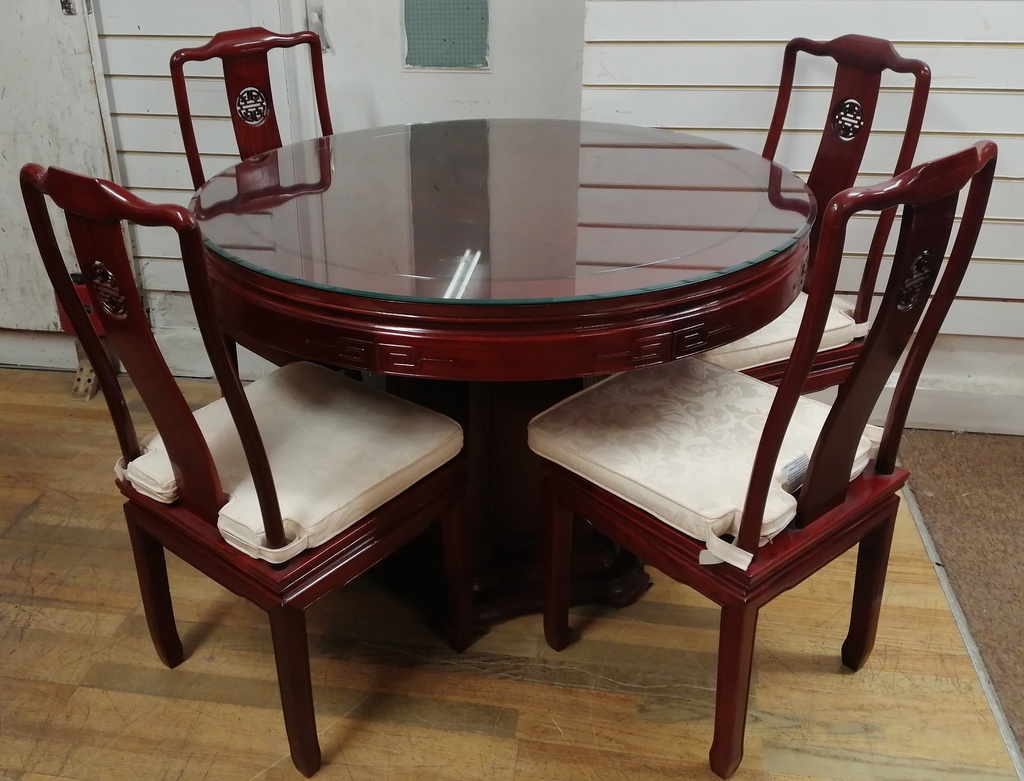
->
(170, 27), (334, 189)
(529, 141), (996, 778)
(20, 164), (473, 777)
(702, 34), (931, 391)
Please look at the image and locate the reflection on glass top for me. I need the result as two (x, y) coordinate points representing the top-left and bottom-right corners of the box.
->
(194, 119), (814, 304)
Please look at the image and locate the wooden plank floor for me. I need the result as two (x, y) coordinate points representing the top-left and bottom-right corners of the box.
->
(0, 367), (1016, 780)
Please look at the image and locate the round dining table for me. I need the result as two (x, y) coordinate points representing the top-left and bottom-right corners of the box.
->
(193, 118), (815, 627)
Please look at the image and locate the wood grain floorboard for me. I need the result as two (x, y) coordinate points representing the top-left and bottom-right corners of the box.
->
(0, 367), (1015, 780)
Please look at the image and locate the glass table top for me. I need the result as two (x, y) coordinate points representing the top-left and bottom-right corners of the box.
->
(194, 119), (814, 305)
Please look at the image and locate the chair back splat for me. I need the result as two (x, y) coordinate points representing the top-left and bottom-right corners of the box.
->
(20, 165), (245, 526)
(753, 142), (995, 544)
(529, 140), (996, 779)
(20, 164), (472, 777)
(704, 35), (931, 390)
(764, 34), (931, 272)
(170, 26), (333, 188)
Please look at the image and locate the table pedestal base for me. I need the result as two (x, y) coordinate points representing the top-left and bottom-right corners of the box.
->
(389, 376), (651, 634)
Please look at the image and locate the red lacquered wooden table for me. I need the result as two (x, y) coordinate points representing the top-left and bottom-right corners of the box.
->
(193, 119), (814, 629)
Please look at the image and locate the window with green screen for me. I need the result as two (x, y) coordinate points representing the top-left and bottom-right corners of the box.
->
(404, 0), (489, 69)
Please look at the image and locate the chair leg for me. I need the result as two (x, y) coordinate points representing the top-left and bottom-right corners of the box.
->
(440, 496), (475, 652)
(842, 507), (898, 671)
(542, 479), (575, 651)
(125, 516), (183, 668)
(269, 605), (321, 778)
(709, 601), (759, 779)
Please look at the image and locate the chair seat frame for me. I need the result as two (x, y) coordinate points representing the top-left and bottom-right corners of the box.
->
(20, 162), (473, 777)
(543, 463), (904, 776)
(540, 141), (997, 779)
(123, 459), (470, 775)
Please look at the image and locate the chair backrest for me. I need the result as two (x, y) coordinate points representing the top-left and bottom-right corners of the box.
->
(170, 26), (334, 189)
(763, 34), (931, 317)
(19, 164), (289, 549)
(735, 141), (997, 554)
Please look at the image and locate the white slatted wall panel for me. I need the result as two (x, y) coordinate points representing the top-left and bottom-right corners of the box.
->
(583, 1), (1024, 432)
(93, 0), (283, 376)
(86, 1), (1023, 428)
(583, 1), (1024, 342)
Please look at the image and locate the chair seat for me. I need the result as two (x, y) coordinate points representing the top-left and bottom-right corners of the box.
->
(528, 358), (879, 566)
(701, 293), (869, 371)
(117, 361), (463, 563)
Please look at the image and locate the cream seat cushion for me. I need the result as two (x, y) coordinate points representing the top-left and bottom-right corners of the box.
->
(116, 361), (463, 564)
(528, 358), (880, 569)
(701, 293), (869, 371)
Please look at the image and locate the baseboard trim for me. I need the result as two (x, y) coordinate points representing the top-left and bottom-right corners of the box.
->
(889, 386), (1024, 436)
(0, 328), (273, 382)
(0, 329), (78, 371)
(879, 334), (1024, 435)
(4, 329), (1023, 434)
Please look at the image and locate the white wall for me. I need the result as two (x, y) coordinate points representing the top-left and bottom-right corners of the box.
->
(14, 0), (1021, 432)
(78, 0), (587, 379)
(85, 0), (288, 378)
(283, 0), (586, 137)
(582, 0), (1024, 434)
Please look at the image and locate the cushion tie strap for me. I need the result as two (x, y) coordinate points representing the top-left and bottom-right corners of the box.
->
(699, 534), (755, 570)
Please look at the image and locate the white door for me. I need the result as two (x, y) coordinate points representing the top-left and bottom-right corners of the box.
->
(0, 0), (115, 332)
